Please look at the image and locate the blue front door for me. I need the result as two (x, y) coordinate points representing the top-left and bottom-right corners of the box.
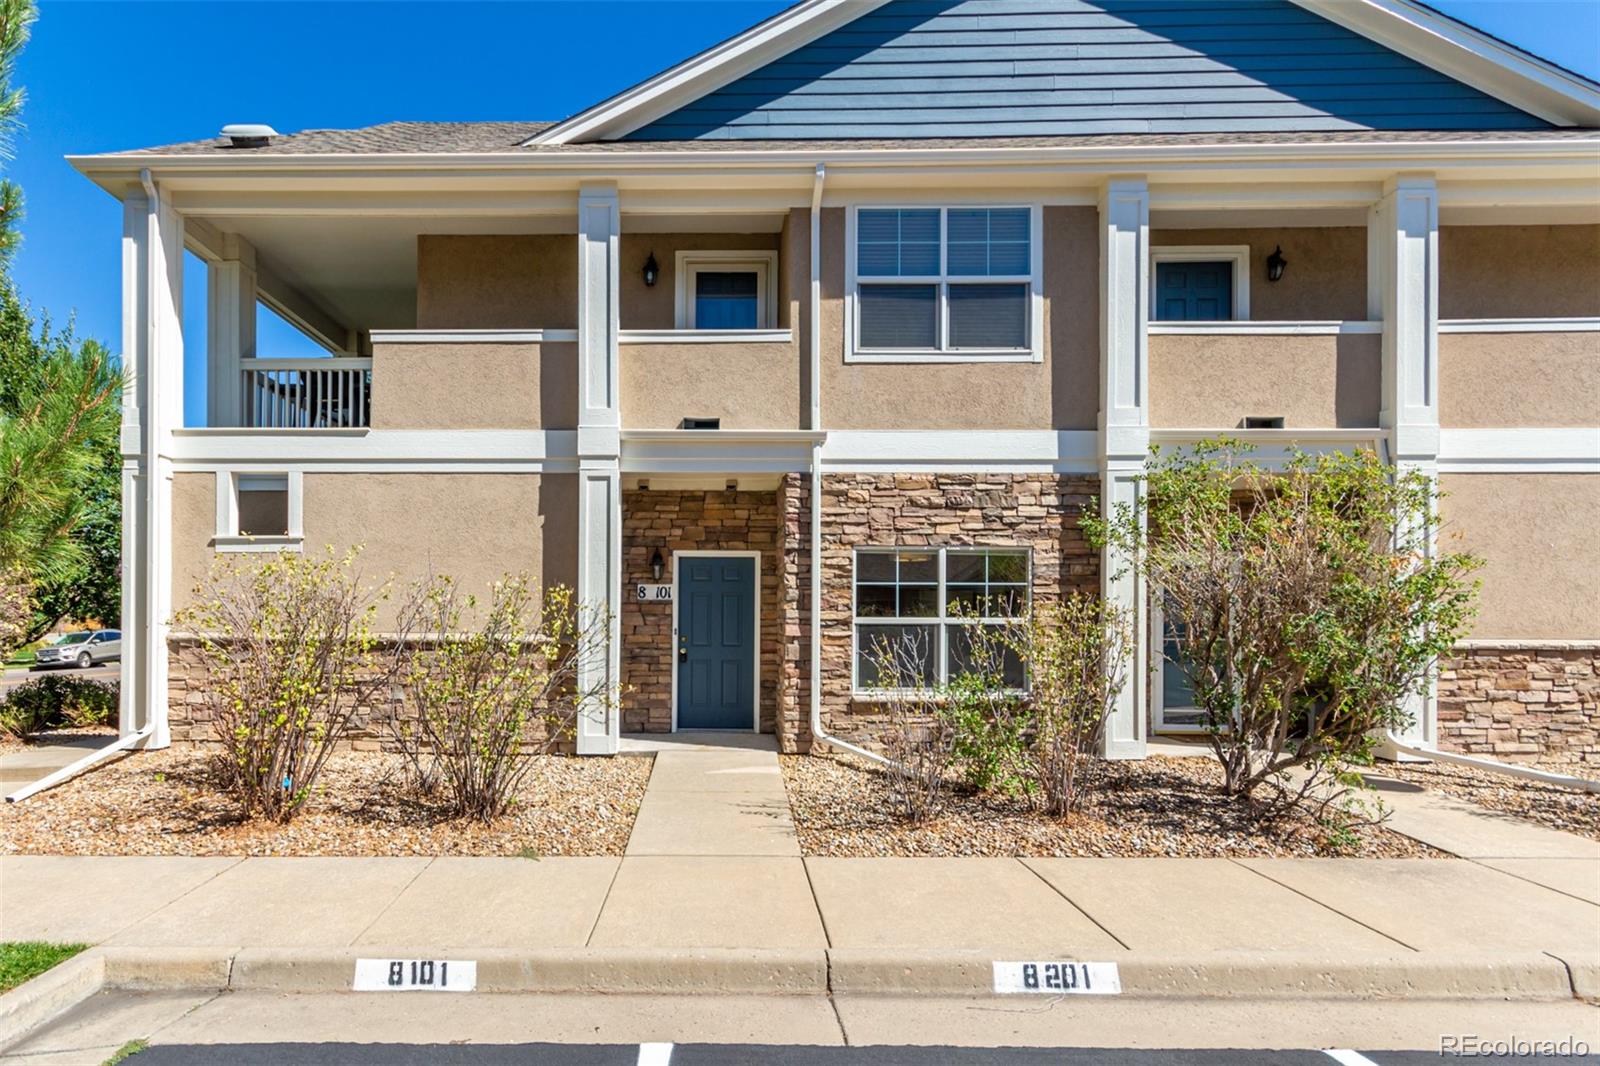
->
(676, 555), (756, 730)
(1155, 260), (1234, 321)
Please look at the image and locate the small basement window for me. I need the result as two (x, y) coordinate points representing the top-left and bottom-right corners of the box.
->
(215, 471), (302, 551)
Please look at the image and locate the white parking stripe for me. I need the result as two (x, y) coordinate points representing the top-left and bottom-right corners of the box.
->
(638, 1042), (674, 1066)
(1324, 1051), (1382, 1066)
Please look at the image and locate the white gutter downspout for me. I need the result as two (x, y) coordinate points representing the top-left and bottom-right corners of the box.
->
(5, 726), (154, 803)
(1382, 731), (1600, 794)
(806, 163), (888, 768)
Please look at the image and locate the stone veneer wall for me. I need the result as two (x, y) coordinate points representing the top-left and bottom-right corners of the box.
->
(1437, 645), (1599, 765)
(813, 473), (1101, 750)
(620, 489), (783, 734)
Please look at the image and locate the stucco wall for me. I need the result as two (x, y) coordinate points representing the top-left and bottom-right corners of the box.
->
(621, 340), (800, 429)
(809, 206), (1096, 431)
(371, 341), (577, 430)
(1149, 332), (1381, 427)
(1440, 225), (1600, 320)
(1440, 331), (1600, 427)
(1149, 227), (1367, 321)
(171, 471), (577, 628)
(618, 232), (784, 331)
(1440, 473), (1600, 641)
(416, 235), (578, 330)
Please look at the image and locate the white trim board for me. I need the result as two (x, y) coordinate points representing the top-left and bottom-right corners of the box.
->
(669, 550), (762, 733)
(1437, 427), (1600, 472)
(621, 329), (792, 345)
(370, 329), (578, 345)
(1149, 321), (1381, 336)
(171, 428), (578, 465)
(820, 430), (1099, 473)
(1438, 317), (1600, 334)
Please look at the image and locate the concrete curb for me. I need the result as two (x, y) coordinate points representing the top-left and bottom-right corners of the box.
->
(0, 951), (104, 1052)
(826, 950), (1577, 1000)
(3, 946), (1578, 1002)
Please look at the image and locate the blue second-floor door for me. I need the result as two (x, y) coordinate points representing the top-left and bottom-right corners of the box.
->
(1155, 260), (1235, 321)
(676, 555), (756, 730)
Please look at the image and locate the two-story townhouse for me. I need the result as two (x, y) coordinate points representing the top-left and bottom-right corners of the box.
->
(72, 0), (1600, 763)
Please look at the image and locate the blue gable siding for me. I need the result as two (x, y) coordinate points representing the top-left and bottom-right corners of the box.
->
(623, 0), (1547, 140)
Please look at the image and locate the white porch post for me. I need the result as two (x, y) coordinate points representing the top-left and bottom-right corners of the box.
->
(1375, 174), (1442, 749)
(1098, 177), (1151, 759)
(575, 183), (622, 755)
(206, 234), (256, 427)
(120, 174), (182, 747)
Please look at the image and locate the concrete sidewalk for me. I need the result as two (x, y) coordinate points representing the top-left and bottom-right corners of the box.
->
(2, 743), (1596, 1001)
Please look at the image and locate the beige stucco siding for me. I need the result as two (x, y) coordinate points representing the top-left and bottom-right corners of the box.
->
(1149, 227), (1367, 321)
(811, 205), (1095, 431)
(1440, 225), (1600, 320)
(1440, 473), (1600, 640)
(417, 235), (578, 330)
(371, 341), (577, 430)
(621, 341), (801, 429)
(1440, 332), (1600, 428)
(171, 472), (577, 627)
(617, 233), (783, 331)
(1149, 332), (1380, 428)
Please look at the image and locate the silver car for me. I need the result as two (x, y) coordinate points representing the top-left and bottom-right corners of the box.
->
(31, 630), (122, 671)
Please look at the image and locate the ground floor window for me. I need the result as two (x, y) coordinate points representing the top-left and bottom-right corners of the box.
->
(852, 546), (1029, 693)
(1156, 595), (1206, 731)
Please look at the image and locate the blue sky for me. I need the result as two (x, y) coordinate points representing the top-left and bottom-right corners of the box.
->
(8, 0), (1598, 426)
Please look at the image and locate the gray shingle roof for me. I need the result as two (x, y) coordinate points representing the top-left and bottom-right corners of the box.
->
(103, 122), (1600, 158)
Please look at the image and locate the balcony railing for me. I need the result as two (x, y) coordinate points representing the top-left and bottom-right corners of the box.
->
(240, 358), (372, 429)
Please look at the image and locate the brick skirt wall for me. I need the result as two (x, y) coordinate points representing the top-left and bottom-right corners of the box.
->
(1437, 645), (1599, 765)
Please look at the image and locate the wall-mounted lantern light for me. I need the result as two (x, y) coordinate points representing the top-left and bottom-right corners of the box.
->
(642, 252), (660, 287)
(1266, 245), (1288, 283)
(650, 547), (666, 582)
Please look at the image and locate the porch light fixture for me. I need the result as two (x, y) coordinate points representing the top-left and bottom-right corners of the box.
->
(1266, 245), (1288, 282)
(642, 252), (660, 287)
(650, 548), (665, 582)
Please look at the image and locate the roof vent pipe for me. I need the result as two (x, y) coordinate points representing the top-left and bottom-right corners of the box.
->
(220, 124), (279, 149)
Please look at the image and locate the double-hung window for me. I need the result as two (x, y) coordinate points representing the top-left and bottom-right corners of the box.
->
(850, 206), (1039, 361)
(853, 547), (1029, 693)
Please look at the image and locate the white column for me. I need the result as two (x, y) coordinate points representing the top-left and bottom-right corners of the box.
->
(206, 234), (256, 428)
(120, 175), (182, 747)
(1374, 174), (1441, 750)
(574, 183), (622, 754)
(1098, 177), (1150, 760)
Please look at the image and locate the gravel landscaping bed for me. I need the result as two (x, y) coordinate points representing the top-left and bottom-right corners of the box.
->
(782, 753), (1438, 858)
(1371, 759), (1600, 842)
(0, 748), (652, 857)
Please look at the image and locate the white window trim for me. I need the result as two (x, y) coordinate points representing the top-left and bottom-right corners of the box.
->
(673, 250), (778, 330)
(845, 205), (1045, 364)
(850, 546), (1032, 698)
(1150, 245), (1252, 322)
(214, 469), (303, 553)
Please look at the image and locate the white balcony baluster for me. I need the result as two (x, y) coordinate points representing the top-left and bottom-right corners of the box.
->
(238, 358), (373, 428)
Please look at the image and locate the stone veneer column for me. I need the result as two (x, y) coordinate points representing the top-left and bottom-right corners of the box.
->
(1098, 178), (1150, 759)
(575, 183), (622, 755)
(1374, 174), (1441, 750)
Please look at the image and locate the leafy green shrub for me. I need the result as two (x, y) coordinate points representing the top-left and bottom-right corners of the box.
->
(390, 575), (614, 822)
(1087, 440), (1480, 809)
(1001, 595), (1131, 816)
(0, 673), (118, 737)
(941, 620), (1030, 796)
(174, 548), (396, 823)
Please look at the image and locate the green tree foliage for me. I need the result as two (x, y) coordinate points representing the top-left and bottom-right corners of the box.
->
(0, 0), (36, 263)
(1086, 440), (1481, 808)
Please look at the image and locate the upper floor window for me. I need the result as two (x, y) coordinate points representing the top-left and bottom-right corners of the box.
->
(675, 251), (777, 330)
(1151, 246), (1250, 321)
(848, 206), (1041, 362)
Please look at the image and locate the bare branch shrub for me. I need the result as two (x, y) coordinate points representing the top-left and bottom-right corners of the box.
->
(390, 575), (613, 823)
(1002, 594), (1131, 816)
(861, 626), (954, 822)
(174, 548), (395, 823)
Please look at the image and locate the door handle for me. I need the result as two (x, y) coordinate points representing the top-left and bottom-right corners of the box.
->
(678, 639), (688, 662)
